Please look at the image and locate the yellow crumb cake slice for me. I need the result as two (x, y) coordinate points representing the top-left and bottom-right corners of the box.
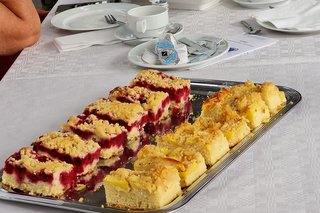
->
(202, 81), (271, 129)
(2, 147), (76, 197)
(228, 81), (286, 115)
(134, 145), (206, 187)
(103, 167), (181, 210)
(260, 82), (286, 114)
(32, 131), (101, 176)
(155, 122), (229, 166)
(194, 108), (251, 147)
(233, 91), (270, 129)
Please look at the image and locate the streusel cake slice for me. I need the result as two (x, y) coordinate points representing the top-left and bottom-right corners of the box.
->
(103, 167), (181, 210)
(2, 147), (76, 197)
(134, 145), (206, 187)
(84, 99), (148, 152)
(260, 82), (286, 114)
(108, 86), (171, 135)
(130, 69), (191, 125)
(61, 114), (127, 161)
(32, 131), (100, 176)
(156, 122), (230, 166)
(197, 105), (251, 147)
(202, 82), (271, 129)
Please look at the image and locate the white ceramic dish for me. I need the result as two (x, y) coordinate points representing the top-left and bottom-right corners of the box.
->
(131, 0), (221, 10)
(114, 22), (184, 45)
(169, 0), (221, 10)
(51, 3), (138, 31)
(256, 19), (320, 34)
(233, 0), (288, 9)
(128, 34), (229, 70)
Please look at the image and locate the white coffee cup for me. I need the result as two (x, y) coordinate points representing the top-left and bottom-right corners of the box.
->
(126, 5), (169, 38)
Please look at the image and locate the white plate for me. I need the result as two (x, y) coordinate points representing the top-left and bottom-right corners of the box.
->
(114, 22), (184, 45)
(128, 34), (229, 70)
(233, 0), (288, 9)
(51, 3), (138, 31)
(256, 20), (320, 34)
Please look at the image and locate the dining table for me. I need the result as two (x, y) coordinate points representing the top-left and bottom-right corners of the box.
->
(1, 0), (320, 212)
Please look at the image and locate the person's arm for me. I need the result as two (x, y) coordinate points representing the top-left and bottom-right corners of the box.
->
(0, 0), (41, 55)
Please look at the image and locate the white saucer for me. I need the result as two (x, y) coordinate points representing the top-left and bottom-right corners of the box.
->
(127, 34), (229, 70)
(233, 0), (288, 9)
(256, 20), (320, 34)
(114, 22), (184, 45)
(51, 3), (138, 31)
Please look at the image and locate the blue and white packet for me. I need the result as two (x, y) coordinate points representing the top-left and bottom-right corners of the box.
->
(155, 33), (188, 65)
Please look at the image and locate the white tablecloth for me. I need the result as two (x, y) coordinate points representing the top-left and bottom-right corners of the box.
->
(1, 0), (320, 212)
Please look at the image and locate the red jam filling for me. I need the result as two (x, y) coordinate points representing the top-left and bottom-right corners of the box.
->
(98, 131), (127, 149)
(171, 100), (192, 126)
(144, 117), (172, 135)
(5, 164), (54, 184)
(123, 133), (150, 157)
(59, 170), (77, 189)
(70, 125), (127, 150)
(32, 143), (100, 175)
(147, 96), (170, 122)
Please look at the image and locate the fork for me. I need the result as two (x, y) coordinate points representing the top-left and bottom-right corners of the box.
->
(240, 20), (262, 34)
(104, 14), (125, 25)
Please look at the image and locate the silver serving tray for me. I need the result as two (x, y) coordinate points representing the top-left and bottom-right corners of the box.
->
(0, 79), (302, 213)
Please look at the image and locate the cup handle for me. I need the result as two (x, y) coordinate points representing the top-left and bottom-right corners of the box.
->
(136, 19), (147, 33)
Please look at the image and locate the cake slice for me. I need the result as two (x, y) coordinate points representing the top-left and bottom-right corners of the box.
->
(155, 122), (230, 166)
(130, 69), (190, 105)
(233, 92), (270, 129)
(108, 86), (171, 135)
(103, 167), (181, 210)
(229, 81), (286, 115)
(61, 114), (127, 160)
(260, 82), (286, 114)
(2, 147), (76, 197)
(130, 69), (191, 126)
(84, 99), (148, 152)
(32, 131), (100, 176)
(202, 82), (271, 129)
(134, 145), (206, 187)
(197, 106), (251, 147)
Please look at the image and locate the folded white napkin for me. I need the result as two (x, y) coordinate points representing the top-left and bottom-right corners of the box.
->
(254, 0), (320, 31)
(53, 29), (119, 52)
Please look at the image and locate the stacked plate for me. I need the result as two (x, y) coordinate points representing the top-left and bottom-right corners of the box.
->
(51, 3), (139, 31)
(253, 0), (320, 33)
(233, 0), (289, 9)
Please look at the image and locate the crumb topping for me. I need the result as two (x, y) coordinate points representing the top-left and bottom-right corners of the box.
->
(155, 122), (223, 147)
(62, 114), (126, 137)
(131, 69), (190, 90)
(137, 145), (198, 163)
(104, 167), (179, 193)
(137, 145), (171, 159)
(109, 86), (152, 101)
(6, 147), (73, 174)
(33, 131), (100, 158)
(109, 86), (169, 112)
(85, 99), (147, 125)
